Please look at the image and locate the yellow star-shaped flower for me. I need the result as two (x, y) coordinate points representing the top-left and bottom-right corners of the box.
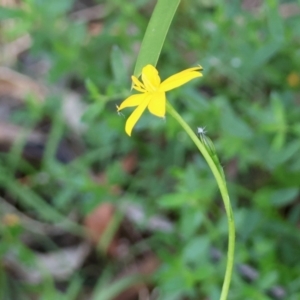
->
(117, 64), (203, 136)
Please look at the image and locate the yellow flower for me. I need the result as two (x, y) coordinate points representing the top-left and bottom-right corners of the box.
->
(117, 64), (203, 136)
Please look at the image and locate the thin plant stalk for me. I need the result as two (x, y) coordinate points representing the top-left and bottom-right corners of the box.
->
(166, 101), (235, 300)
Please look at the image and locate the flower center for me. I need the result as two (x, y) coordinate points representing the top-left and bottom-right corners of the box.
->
(142, 74), (160, 92)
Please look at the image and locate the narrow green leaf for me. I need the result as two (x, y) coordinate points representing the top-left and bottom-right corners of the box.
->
(85, 78), (102, 102)
(110, 45), (127, 86)
(97, 210), (123, 254)
(158, 193), (187, 209)
(92, 275), (146, 300)
(61, 276), (83, 300)
(271, 188), (299, 207)
(134, 0), (181, 77)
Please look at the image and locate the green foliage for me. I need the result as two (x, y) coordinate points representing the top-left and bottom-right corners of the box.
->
(133, 0), (180, 76)
(1, 0), (300, 299)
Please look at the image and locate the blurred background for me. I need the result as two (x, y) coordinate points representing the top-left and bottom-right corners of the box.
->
(1, 0), (300, 299)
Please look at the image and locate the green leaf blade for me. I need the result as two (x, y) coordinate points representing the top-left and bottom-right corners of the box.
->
(134, 0), (181, 77)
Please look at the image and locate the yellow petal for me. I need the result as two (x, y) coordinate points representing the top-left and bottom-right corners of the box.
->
(125, 96), (151, 136)
(147, 92), (166, 117)
(142, 65), (161, 92)
(118, 94), (145, 111)
(131, 76), (146, 92)
(159, 66), (203, 92)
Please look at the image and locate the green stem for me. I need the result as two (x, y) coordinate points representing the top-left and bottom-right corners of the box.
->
(166, 101), (235, 300)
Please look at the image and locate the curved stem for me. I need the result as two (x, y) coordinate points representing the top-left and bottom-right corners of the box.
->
(166, 101), (235, 300)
